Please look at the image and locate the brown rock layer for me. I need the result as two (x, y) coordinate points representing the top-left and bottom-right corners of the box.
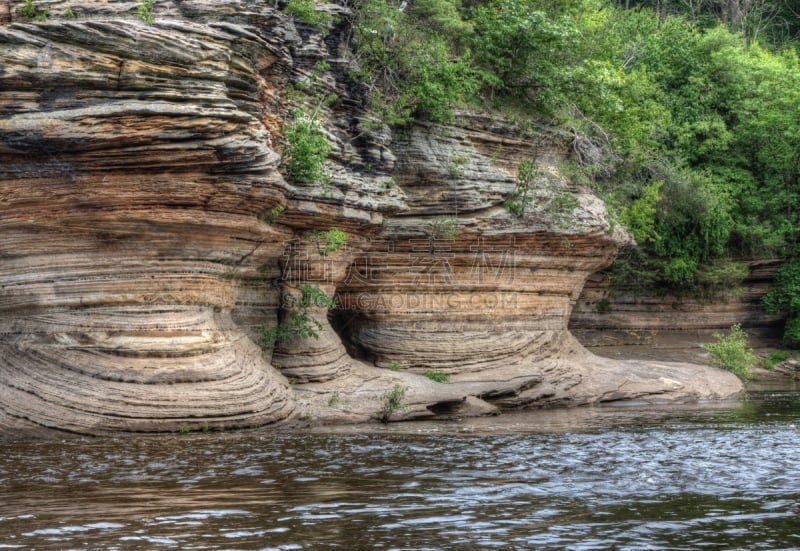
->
(0, 2), (743, 435)
(570, 259), (785, 349)
(0, 10), (301, 433)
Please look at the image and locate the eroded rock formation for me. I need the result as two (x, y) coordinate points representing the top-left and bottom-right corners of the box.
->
(0, 0), (742, 436)
(571, 259), (785, 349)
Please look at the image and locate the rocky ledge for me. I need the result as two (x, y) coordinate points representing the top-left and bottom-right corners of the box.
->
(0, 0), (741, 436)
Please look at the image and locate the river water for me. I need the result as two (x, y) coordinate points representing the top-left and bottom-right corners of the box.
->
(1, 389), (799, 550)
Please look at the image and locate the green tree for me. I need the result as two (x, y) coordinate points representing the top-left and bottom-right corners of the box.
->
(763, 261), (800, 346)
(350, 0), (479, 125)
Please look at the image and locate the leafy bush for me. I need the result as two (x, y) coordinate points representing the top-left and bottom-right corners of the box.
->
(424, 370), (450, 383)
(784, 317), (800, 347)
(379, 383), (407, 423)
(261, 205), (285, 225)
(504, 199), (525, 216)
(759, 350), (791, 370)
(763, 261), (800, 346)
(704, 324), (757, 380)
(621, 181), (662, 246)
(261, 284), (336, 351)
(350, 0), (480, 125)
(429, 217), (460, 240)
(318, 228), (347, 255)
(138, 0), (154, 24)
(16, 0), (48, 20)
(284, 114), (330, 185)
(285, 0), (331, 31)
(505, 159), (538, 216)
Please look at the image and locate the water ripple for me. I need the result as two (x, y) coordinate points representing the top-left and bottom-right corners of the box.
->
(0, 391), (798, 549)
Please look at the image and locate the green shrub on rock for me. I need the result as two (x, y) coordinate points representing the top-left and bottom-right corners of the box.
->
(284, 114), (330, 185)
(704, 324), (756, 380)
(285, 0), (331, 31)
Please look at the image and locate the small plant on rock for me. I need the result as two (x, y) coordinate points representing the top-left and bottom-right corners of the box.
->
(284, 111), (330, 186)
(595, 298), (611, 313)
(505, 159), (538, 217)
(429, 216), (460, 240)
(261, 205), (285, 225)
(316, 227), (347, 255)
(261, 284), (336, 351)
(138, 0), (154, 24)
(16, 0), (48, 20)
(704, 323), (757, 380)
(424, 370), (450, 383)
(284, 0), (331, 31)
(759, 350), (791, 370)
(379, 383), (408, 423)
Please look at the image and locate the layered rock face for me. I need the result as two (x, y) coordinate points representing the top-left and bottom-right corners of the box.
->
(0, 3), (304, 433)
(336, 124), (618, 405)
(570, 260), (785, 349)
(0, 1), (742, 435)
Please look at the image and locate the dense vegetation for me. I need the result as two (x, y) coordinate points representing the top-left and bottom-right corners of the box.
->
(704, 323), (757, 380)
(337, 0), (800, 344)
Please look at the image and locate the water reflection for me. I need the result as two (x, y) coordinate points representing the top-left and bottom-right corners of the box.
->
(1, 391), (799, 549)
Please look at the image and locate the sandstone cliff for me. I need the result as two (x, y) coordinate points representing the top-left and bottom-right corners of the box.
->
(571, 259), (785, 350)
(0, 0), (742, 436)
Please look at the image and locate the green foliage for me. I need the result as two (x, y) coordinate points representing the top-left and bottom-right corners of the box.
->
(64, 5), (76, 18)
(505, 159), (538, 216)
(621, 180), (662, 246)
(447, 153), (469, 178)
(430, 217), (460, 240)
(504, 199), (525, 216)
(387, 361), (401, 371)
(284, 113), (331, 185)
(317, 227), (347, 255)
(704, 323), (757, 380)
(138, 0), (154, 24)
(469, 0), (585, 115)
(261, 205), (285, 225)
(261, 284), (336, 351)
(764, 261), (800, 346)
(16, 0), (48, 20)
(328, 391), (341, 407)
(379, 383), (408, 423)
(424, 370), (450, 383)
(759, 350), (791, 370)
(663, 257), (697, 286)
(784, 317), (800, 347)
(285, 0), (331, 31)
(344, 0), (800, 294)
(549, 192), (580, 218)
(350, 0), (480, 125)
(595, 298), (611, 313)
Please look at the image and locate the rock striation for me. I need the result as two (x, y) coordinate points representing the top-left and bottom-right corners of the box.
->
(0, 0), (742, 436)
(570, 259), (785, 349)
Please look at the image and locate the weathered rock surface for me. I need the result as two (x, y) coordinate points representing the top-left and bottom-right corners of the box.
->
(570, 259), (785, 349)
(0, 1), (742, 436)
